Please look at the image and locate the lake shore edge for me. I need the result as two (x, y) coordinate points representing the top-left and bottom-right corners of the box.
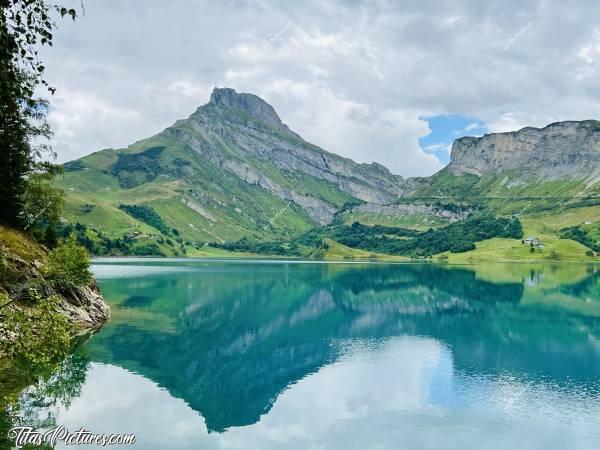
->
(0, 226), (111, 364)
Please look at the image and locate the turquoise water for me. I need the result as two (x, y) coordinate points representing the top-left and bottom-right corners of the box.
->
(7, 260), (600, 449)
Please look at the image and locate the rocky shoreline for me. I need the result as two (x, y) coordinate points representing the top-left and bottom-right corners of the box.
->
(0, 286), (110, 360)
(0, 226), (111, 359)
(56, 282), (111, 328)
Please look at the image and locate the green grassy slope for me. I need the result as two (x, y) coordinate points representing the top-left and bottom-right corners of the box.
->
(408, 167), (599, 214)
(56, 119), (366, 255)
(58, 149), (315, 246)
(316, 238), (409, 261)
(58, 144), (600, 260)
(401, 169), (600, 262)
(325, 165), (599, 262)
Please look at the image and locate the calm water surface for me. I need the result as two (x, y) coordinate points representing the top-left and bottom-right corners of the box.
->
(5, 260), (600, 449)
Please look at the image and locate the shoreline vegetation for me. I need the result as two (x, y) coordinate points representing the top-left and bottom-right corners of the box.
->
(0, 225), (110, 430)
(0, 1), (111, 380)
(0, 226), (110, 363)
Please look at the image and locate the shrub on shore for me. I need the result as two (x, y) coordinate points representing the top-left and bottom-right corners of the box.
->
(46, 236), (93, 290)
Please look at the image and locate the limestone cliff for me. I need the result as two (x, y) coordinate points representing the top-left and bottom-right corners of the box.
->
(448, 120), (600, 182)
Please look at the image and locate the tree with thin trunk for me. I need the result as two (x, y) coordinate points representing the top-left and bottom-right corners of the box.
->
(0, 1), (76, 229)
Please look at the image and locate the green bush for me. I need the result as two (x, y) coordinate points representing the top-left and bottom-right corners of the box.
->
(450, 240), (476, 253)
(111, 146), (165, 188)
(46, 235), (93, 289)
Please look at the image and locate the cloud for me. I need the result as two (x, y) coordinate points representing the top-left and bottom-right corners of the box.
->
(464, 122), (481, 132)
(423, 143), (454, 157)
(577, 27), (600, 64)
(48, 91), (143, 161)
(40, 0), (600, 176)
(486, 111), (554, 133)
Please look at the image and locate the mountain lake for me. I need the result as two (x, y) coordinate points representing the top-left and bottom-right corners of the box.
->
(2, 259), (600, 450)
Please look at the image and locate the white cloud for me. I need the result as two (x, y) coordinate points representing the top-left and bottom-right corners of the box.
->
(464, 122), (481, 132)
(486, 112), (555, 134)
(424, 143), (448, 151)
(577, 27), (600, 64)
(39, 0), (600, 176)
(423, 143), (454, 157)
(167, 80), (213, 99)
(48, 91), (143, 161)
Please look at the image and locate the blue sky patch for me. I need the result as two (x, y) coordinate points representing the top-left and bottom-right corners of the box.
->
(419, 115), (488, 164)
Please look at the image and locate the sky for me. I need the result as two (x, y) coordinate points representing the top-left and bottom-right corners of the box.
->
(41, 0), (600, 177)
(419, 116), (487, 164)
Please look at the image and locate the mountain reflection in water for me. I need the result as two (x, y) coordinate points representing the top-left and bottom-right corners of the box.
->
(2, 261), (599, 450)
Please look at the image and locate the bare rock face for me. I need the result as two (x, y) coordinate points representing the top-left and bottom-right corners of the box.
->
(162, 87), (408, 224)
(352, 203), (470, 221)
(209, 87), (296, 135)
(59, 282), (111, 328)
(221, 158), (338, 223)
(448, 120), (600, 181)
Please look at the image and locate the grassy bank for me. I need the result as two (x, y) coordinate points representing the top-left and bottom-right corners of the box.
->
(0, 226), (109, 366)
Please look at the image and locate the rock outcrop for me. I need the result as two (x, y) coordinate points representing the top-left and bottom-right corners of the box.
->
(0, 226), (110, 360)
(209, 87), (297, 136)
(59, 283), (111, 328)
(0, 281), (110, 359)
(351, 202), (470, 222)
(448, 120), (600, 181)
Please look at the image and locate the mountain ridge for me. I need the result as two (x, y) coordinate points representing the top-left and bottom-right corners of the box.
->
(58, 88), (408, 250)
(56, 87), (599, 258)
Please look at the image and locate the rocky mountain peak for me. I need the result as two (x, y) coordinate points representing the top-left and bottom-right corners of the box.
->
(208, 87), (292, 133)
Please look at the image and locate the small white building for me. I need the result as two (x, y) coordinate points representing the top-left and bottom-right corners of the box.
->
(523, 237), (542, 246)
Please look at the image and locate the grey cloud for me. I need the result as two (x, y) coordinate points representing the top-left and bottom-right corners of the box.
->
(42, 0), (600, 176)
